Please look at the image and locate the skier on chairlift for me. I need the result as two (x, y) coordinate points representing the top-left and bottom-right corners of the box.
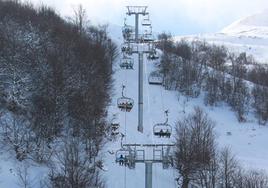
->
(119, 154), (124, 166)
(159, 129), (164, 137)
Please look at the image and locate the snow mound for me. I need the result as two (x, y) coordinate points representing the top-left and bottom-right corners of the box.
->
(222, 9), (268, 37)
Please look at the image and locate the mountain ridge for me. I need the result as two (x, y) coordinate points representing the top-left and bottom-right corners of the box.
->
(222, 9), (268, 37)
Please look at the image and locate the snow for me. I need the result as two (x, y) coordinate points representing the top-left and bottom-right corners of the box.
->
(104, 49), (268, 188)
(102, 53), (178, 188)
(103, 11), (268, 186)
(102, 46), (268, 187)
(1, 10), (268, 188)
(0, 155), (48, 188)
(222, 9), (268, 36)
(174, 10), (268, 64)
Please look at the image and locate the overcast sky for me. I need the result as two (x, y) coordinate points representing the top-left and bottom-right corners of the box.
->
(25, 0), (268, 35)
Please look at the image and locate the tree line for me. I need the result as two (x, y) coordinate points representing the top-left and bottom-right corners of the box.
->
(174, 107), (268, 188)
(156, 33), (268, 124)
(0, 0), (117, 187)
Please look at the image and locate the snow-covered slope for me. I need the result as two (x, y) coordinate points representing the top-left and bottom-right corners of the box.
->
(103, 52), (178, 188)
(102, 11), (268, 187)
(102, 25), (268, 188)
(222, 9), (268, 37)
(103, 49), (268, 188)
(175, 9), (268, 63)
(1, 11), (268, 188)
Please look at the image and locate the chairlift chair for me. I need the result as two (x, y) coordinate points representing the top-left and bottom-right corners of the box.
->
(111, 123), (119, 130)
(120, 56), (134, 70)
(117, 85), (134, 112)
(111, 130), (120, 136)
(142, 15), (152, 26)
(122, 25), (134, 40)
(111, 115), (120, 135)
(115, 148), (131, 166)
(147, 50), (159, 60)
(111, 122), (119, 136)
(142, 33), (154, 43)
(121, 43), (133, 55)
(115, 148), (135, 168)
(148, 71), (163, 85)
(153, 110), (172, 138)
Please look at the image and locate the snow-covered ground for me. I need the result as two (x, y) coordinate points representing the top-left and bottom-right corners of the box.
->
(1, 9), (268, 188)
(102, 47), (268, 188)
(103, 10), (268, 187)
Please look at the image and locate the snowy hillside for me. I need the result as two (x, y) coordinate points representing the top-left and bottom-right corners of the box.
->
(0, 2), (268, 187)
(102, 30), (268, 188)
(175, 9), (268, 63)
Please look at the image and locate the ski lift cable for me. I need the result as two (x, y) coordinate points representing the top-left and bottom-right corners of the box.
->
(123, 56), (128, 143)
(123, 53), (128, 188)
(160, 81), (165, 120)
(144, 52), (154, 142)
(124, 158), (127, 188)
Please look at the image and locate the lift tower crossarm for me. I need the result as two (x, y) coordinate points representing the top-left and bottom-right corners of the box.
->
(126, 6), (148, 15)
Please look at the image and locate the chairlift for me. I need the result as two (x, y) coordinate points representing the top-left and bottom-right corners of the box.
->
(115, 148), (131, 166)
(120, 56), (134, 69)
(148, 71), (163, 85)
(117, 85), (134, 112)
(142, 15), (151, 26)
(147, 50), (159, 60)
(111, 123), (119, 135)
(111, 123), (119, 130)
(153, 110), (172, 138)
(121, 43), (133, 55)
(111, 114), (120, 136)
(122, 24), (134, 41)
(115, 148), (135, 168)
(142, 33), (154, 43)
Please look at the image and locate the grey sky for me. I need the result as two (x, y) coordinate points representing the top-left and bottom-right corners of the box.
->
(25, 0), (268, 35)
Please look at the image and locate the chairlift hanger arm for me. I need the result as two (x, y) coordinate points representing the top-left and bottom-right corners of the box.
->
(121, 85), (126, 97)
(164, 110), (169, 124)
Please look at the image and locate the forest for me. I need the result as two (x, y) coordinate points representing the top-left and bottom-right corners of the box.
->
(156, 33), (268, 124)
(0, 0), (117, 187)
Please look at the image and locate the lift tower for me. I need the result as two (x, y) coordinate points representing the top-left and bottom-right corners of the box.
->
(116, 144), (175, 188)
(126, 6), (148, 42)
(125, 6), (150, 133)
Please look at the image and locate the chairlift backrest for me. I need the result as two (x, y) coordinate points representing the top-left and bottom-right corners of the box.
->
(115, 147), (136, 168)
(148, 71), (163, 85)
(121, 43), (133, 55)
(115, 149), (131, 161)
(120, 56), (134, 69)
(142, 15), (151, 26)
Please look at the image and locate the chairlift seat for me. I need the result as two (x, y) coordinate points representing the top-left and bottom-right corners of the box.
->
(120, 58), (134, 69)
(142, 35), (154, 42)
(115, 149), (133, 166)
(111, 131), (120, 136)
(147, 51), (159, 60)
(121, 45), (133, 55)
(148, 72), (163, 85)
(153, 123), (172, 138)
(117, 97), (134, 112)
(142, 17), (151, 26)
(111, 123), (119, 130)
